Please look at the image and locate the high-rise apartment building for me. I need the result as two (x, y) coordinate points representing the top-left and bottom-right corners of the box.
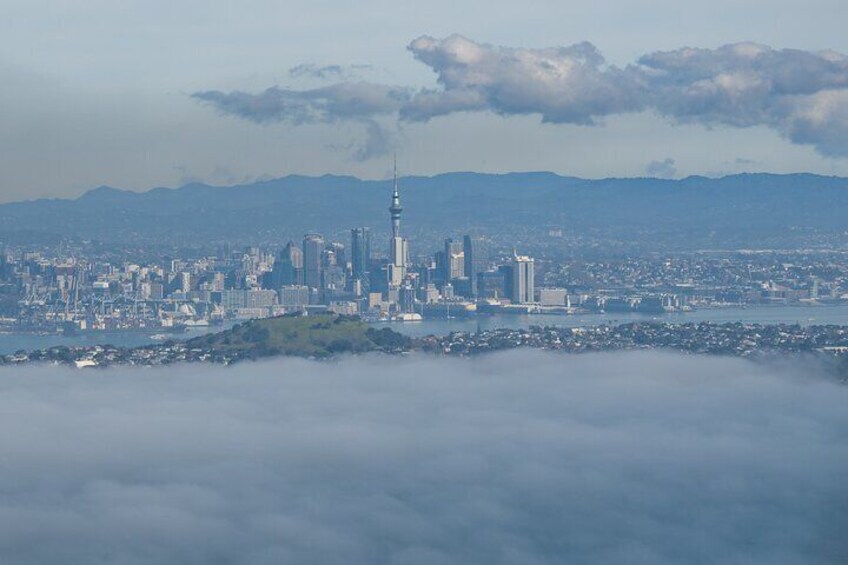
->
(327, 242), (346, 268)
(443, 238), (464, 281)
(511, 253), (535, 304)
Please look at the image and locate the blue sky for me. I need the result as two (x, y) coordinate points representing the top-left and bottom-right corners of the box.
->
(1, 0), (847, 201)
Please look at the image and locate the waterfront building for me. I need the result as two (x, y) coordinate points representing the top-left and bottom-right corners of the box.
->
(477, 269), (507, 300)
(511, 253), (535, 304)
(443, 238), (464, 282)
(537, 288), (570, 307)
(499, 264), (514, 301)
(451, 276), (472, 298)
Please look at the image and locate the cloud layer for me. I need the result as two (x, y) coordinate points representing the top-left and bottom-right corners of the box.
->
(0, 351), (845, 564)
(404, 36), (641, 124)
(288, 63), (375, 81)
(192, 83), (409, 125)
(639, 43), (848, 156)
(193, 35), (848, 159)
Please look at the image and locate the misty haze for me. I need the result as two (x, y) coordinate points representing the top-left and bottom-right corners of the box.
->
(0, 351), (845, 564)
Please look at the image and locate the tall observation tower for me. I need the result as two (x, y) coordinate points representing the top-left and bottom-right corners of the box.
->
(387, 156), (408, 289)
(389, 157), (403, 238)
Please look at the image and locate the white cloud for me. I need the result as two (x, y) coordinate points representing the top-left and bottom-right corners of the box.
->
(191, 83), (408, 160)
(192, 83), (410, 125)
(404, 35), (642, 124)
(288, 63), (375, 81)
(195, 36), (848, 158)
(780, 89), (848, 156)
(639, 43), (848, 155)
(0, 351), (845, 563)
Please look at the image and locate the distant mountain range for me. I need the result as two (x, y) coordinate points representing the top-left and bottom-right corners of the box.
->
(1, 172), (847, 251)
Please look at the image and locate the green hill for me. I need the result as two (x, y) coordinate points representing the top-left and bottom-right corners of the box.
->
(186, 314), (412, 360)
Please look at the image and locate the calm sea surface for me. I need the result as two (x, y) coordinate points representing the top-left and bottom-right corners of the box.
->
(369, 304), (848, 338)
(2, 304), (848, 354)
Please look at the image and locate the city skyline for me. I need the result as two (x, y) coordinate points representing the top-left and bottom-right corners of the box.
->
(6, 154), (847, 335)
(0, 158), (544, 330)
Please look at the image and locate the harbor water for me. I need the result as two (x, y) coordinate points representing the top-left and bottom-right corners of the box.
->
(1, 304), (847, 354)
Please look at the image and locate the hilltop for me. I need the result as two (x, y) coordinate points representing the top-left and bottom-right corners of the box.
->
(184, 314), (412, 361)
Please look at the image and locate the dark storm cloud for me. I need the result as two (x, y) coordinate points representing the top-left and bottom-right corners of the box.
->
(0, 351), (845, 564)
(193, 35), (848, 158)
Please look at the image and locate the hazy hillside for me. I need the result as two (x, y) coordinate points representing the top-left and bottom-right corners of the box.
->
(1, 172), (847, 251)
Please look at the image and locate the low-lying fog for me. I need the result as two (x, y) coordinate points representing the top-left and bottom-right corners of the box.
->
(0, 351), (845, 564)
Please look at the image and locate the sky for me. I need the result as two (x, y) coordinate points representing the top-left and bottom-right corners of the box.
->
(0, 351), (845, 563)
(2, 0), (848, 202)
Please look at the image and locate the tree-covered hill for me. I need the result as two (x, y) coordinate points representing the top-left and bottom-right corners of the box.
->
(186, 314), (412, 360)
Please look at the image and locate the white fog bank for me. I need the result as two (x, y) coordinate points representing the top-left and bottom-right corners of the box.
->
(0, 351), (845, 564)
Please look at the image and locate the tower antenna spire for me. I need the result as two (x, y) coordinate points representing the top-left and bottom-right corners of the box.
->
(393, 152), (398, 195)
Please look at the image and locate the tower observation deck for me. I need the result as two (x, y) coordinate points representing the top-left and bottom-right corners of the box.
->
(387, 156), (408, 289)
(389, 158), (403, 238)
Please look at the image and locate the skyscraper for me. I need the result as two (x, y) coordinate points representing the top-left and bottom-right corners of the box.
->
(273, 241), (303, 287)
(477, 269), (507, 299)
(434, 250), (448, 286)
(463, 235), (489, 297)
(328, 242), (346, 268)
(511, 252), (535, 304)
(323, 243), (346, 293)
(443, 238), (464, 282)
(387, 158), (408, 289)
(302, 233), (324, 290)
(350, 227), (371, 281)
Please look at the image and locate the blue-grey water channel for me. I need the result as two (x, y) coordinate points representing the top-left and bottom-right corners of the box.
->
(2, 304), (847, 354)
